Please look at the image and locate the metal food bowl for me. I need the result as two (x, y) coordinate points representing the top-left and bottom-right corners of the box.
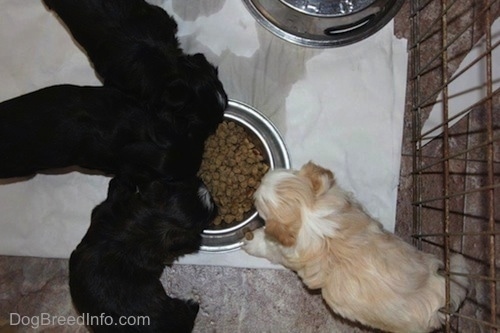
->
(242, 0), (405, 48)
(200, 100), (291, 252)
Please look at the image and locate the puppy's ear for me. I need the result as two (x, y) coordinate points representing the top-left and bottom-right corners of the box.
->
(298, 161), (334, 196)
(265, 219), (297, 247)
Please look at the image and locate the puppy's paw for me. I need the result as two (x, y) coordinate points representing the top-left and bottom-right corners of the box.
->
(242, 228), (266, 257)
(185, 299), (200, 317)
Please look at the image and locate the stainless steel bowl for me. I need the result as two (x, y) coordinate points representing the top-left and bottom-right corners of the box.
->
(200, 100), (291, 252)
(242, 0), (405, 47)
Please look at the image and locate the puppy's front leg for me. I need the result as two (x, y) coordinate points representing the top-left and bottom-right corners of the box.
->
(243, 228), (289, 266)
(242, 228), (267, 256)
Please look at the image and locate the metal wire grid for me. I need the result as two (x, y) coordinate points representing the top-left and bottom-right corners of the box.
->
(409, 0), (499, 332)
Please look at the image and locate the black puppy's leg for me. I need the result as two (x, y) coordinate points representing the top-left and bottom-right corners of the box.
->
(185, 299), (200, 318)
(144, 297), (199, 333)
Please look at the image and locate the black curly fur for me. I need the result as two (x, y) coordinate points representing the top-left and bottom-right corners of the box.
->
(0, 84), (205, 182)
(69, 176), (217, 332)
(43, 0), (227, 138)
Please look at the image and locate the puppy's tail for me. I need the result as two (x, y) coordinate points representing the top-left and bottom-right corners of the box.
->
(448, 254), (470, 312)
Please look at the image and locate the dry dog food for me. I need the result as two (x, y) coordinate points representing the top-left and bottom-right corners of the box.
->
(244, 230), (254, 240)
(199, 120), (269, 226)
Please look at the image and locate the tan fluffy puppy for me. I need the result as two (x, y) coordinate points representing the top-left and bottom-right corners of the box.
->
(243, 161), (469, 333)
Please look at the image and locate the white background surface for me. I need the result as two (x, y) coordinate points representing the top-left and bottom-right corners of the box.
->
(0, 0), (408, 268)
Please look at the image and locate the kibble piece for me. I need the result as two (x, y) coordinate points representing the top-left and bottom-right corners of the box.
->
(244, 231), (254, 240)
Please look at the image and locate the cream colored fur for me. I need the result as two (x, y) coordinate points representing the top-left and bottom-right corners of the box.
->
(243, 162), (469, 333)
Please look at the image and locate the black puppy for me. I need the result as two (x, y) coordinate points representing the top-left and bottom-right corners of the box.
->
(0, 84), (207, 180)
(70, 176), (217, 332)
(43, 0), (227, 142)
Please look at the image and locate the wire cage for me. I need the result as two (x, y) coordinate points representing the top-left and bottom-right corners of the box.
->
(404, 0), (499, 332)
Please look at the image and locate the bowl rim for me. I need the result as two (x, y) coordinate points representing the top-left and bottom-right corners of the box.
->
(241, 0), (405, 48)
(200, 99), (291, 252)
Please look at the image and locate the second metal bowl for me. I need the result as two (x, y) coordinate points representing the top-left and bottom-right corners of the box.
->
(242, 0), (405, 48)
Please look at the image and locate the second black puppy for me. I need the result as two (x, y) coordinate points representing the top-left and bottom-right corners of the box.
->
(0, 84), (206, 180)
(70, 176), (217, 332)
(43, 0), (228, 143)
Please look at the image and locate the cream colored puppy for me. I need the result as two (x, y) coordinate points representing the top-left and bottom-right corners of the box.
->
(243, 162), (469, 333)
